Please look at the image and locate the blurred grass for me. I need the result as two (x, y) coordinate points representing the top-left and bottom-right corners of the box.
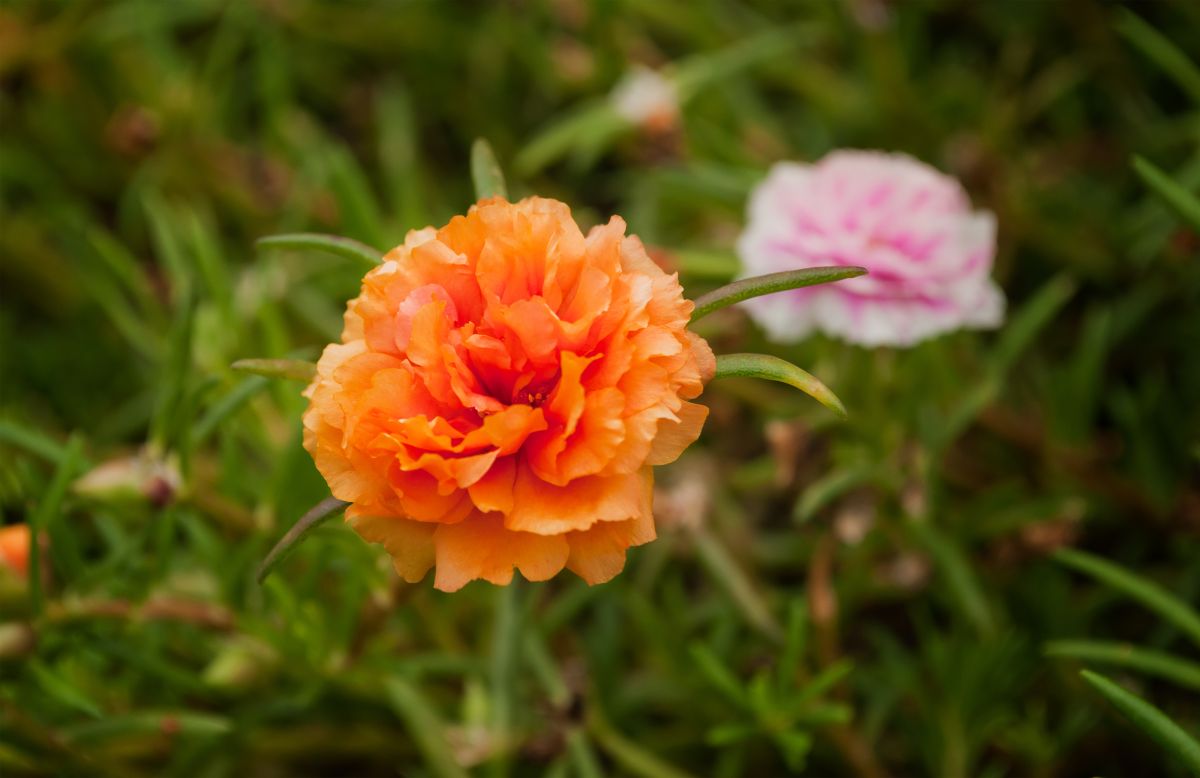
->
(1, 0), (1199, 776)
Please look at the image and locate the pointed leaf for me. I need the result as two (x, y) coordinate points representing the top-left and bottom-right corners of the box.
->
(1116, 10), (1200, 105)
(1054, 548), (1200, 649)
(255, 233), (382, 268)
(384, 677), (470, 778)
(471, 138), (508, 200)
(29, 435), (85, 617)
(712, 353), (846, 417)
(1133, 156), (1200, 232)
(1081, 669), (1200, 773)
(256, 497), (348, 584)
(231, 359), (317, 383)
(690, 266), (866, 323)
(1045, 640), (1200, 692)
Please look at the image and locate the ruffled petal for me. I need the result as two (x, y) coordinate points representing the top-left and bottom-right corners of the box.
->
(346, 514), (436, 583)
(565, 470), (656, 584)
(646, 401), (709, 466)
(433, 513), (569, 592)
(506, 463), (645, 535)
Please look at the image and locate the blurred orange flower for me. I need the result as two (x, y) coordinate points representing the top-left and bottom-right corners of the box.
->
(303, 197), (714, 591)
(0, 525), (31, 578)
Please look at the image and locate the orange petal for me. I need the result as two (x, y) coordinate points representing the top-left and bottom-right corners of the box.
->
(392, 469), (473, 523)
(346, 514), (436, 583)
(433, 513), (569, 592)
(550, 387), (627, 483)
(646, 401), (708, 466)
(685, 332), (716, 395)
(507, 463), (645, 535)
(468, 455), (516, 514)
(566, 470), (655, 584)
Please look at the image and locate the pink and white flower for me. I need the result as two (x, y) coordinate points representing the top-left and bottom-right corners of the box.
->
(737, 150), (1004, 347)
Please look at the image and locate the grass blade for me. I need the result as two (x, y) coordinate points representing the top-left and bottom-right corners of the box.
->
(1133, 156), (1200, 232)
(588, 708), (696, 778)
(231, 359), (316, 383)
(256, 497), (348, 584)
(384, 677), (469, 778)
(255, 233), (382, 269)
(1081, 669), (1200, 773)
(909, 521), (997, 638)
(62, 711), (231, 746)
(192, 376), (270, 446)
(690, 643), (749, 705)
(1116, 10), (1200, 105)
(1054, 548), (1200, 649)
(1046, 640), (1200, 692)
(690, 267), (867, 323)
(28, 435), (85, 618)
(990, 274), (1076, 374)
(471, 138), (508, 200)
(0, 421), (78, 467)
(713, 353), (846, 417)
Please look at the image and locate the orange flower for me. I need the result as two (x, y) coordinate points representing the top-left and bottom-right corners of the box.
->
(0, 525), (31, 578)
(303, 197), (714, 591)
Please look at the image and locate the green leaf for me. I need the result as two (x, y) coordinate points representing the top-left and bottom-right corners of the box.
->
(1045, 640), (1200, 692)
(28, 660), (102, 718)
(990, 274), (1076, 375)
(29, 435), (85, 618)
(193, 376), (270, 446)
(1054, 548), (1200, 649)
(231, 359), (317, 383)
(792, 463), (883, 523)
(673, 25), (816, 102)
(514, 101), (626, 177)
(693, 523), (781, 639)
(909, 521), (997, 637)
(384, 677), (470, 778)
(690, 643), (749, 705)
(712, 353), (846, 417)
(256, 497), (348, 584)
(566, 729), (605, 778)
(255, 233), (382, 269)
(62, 711), (232, 746)
(324, 144), (388, 249)
(588, 708), (697, 778)
(1116, 10), (1200, 105)
(150, 284), (197, 453)
(793, 659), (853, 706)
(777, 599), (808, 692)
(0, 420), (81, 467)
(1081, 669), (1200, 773)
(471, 138), (508, 200)
(1133, 156), (1200, 232)
(690, 266), (867, 323)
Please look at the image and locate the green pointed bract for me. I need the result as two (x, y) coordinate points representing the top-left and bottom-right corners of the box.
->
(471, 138), (509, 200)
(256, 232), (382, 268)
(712, 353), (846, 417)
(256, 497), (349, 584)
(1081, 670), (1200, 773)
(231, 358), (317, 383)
(690, 266), (867, 323)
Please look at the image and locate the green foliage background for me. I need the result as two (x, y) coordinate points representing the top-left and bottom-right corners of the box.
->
(2, 1), (1199, 775)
